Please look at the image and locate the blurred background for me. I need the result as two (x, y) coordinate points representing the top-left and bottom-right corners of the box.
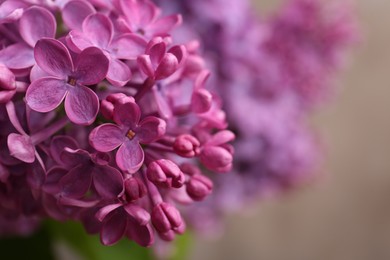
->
(190, 1), (390, 259)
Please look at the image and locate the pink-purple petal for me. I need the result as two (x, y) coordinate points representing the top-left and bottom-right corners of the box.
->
(66, 30), (93, 53)
(62, 0), (96, 30)
(155, 53), (179, 80)
(26, 77), (68, 113)
(116, 140), (144, 174)
(137, 116), (166, 143)
(148, 14), (182, 36)
(137, 55), (154, 78)
(19, 6), (56, 47)
(89, 123), (124, 152)
(60, 164), (92, 198)
(34, 38), (73, 77)
(0, 43), (34, 69)
(75, 47), (109, 85)
(65, 84), (99, 125)
(7, 133), (35, 163)
(113, 102), (141, 128)
(100, 210), (127, 246)
(110, 33), (146, 60)
(106, 58), (131, 87)
(126, 222), (154, 247)
(92, 165), (124, 199)
(83, 13), (113, 49)
(96, 203), (122, 222)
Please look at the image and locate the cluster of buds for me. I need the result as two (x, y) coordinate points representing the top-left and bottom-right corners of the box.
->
(0, 0), (234, 246)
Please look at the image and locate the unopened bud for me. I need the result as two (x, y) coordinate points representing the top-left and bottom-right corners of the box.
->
(151, 202), (183, 234)
(200, 146), (233, 173)
(124, 177), (147, 201)
(147, 159), (185, 188)
(186, 174), (213, 201)
(173, 134), (200, 158)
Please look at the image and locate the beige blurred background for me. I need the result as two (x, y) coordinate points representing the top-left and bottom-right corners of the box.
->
(190, 1), (390, 259)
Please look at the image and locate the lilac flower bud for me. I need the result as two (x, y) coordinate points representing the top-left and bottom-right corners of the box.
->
(200, 146), (233, 173)
(191, 88), (213, 114)
(124, 177), (147, 201)
(101, 93), (135, 120)
(147, 159), (185, 188)
(151, 202), (183, 234)
(186, 174), (213, 201)
(173, 134), (200, 158)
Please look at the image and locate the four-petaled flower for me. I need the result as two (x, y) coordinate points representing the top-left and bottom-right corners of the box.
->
(26, 38), (109, 125)
(89, 99), (166, 173)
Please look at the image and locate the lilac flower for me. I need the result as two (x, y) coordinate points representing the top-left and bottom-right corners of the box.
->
(0, 6), (56, 70)
(50, 136), (124, 199)
(67, 13), (147, 86)
(96, 202), (154, 246)
(26, 38), (109, 125)
(137, 36), (186, 80)
(117, 0), (182, 39)
(89, 99), (166, 173)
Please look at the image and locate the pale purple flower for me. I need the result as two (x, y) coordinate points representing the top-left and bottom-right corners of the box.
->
(89, 99), (166, 173)
(26, 38), (109, 125)
(137, 36), (186, 80)
(67, 13), (146, 86)
(117, 0), (182, 39)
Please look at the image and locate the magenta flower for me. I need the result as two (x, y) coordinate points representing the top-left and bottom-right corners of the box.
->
(67, 13), (146, 86)
(0, 6), (56, 71)
(96, 202), (154, 246)
(137, 37), (186, 80)
(26, 38), (109, 125)
(89, 100), (166, 173)
(118, 0), (182, 39)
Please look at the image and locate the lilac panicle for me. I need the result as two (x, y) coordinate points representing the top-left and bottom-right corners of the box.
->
(0, 0), (236, 248)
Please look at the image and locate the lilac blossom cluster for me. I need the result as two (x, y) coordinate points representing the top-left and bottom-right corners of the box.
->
(155, 0), (357, 233)
(0, 0), (235, 246)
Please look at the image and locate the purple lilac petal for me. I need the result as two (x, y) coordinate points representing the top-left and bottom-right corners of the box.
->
(116, 140), (144, 174)
(0, 43), (35, 69)
(92, 165), (124, 199)
(62, 0), (96, 30)
(126, 221), (154, 247)
(66, 30), (93, 52)
(0, 0), (26, 23)
(110, 34), (147, 59)
(120, 0), (156, 29)
(100, 210), (127, 246)
(74, 47), (109, 85)
(83, 13), (113, 49)
(113, 102), (141, 128)
(60, 164), (92, 198)
(19, 6), (56, 47)
(34, 38), (73, 77)
(50, 136), (80, 167)
(137, 116), (166, 143)
(106, 58), (131, 87)
(155, 53), (179, 80)
(7, 133), (35, 163)
(137, 55), (154, 78)
(26, 77), (68, 113)
(65, 85), (99, 125)
(89, 124), (125, 152)
(149, 41), (166, 65)
(148, 14), (182, 35)
(96, 203), (122, 222)
(123, 204), (150, 225)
